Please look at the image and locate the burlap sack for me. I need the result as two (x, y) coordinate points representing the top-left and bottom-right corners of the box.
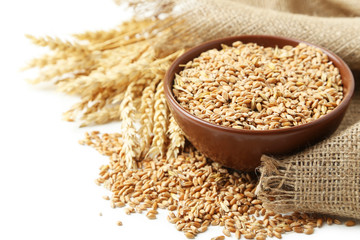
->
(118, 0), (360, 218)
(256, 133), (360, 219)
(118, 0), (360, 69)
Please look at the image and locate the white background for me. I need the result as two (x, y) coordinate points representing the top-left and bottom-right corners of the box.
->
(1, 0), (359, 239)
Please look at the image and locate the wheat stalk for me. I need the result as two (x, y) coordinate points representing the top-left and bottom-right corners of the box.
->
(138, 76), (160, 158)
(166, 114), (185, 160)
(147, 81), (169, 158)
(30, 57), (96, 84)
(119, 81), (141, 169)
(25, 35), (90, 55)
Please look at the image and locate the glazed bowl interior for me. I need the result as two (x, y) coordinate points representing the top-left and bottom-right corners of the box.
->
(164, 35), (355, 171)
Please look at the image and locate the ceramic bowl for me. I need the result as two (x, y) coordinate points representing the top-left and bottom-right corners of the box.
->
(164, 35), (355, 171)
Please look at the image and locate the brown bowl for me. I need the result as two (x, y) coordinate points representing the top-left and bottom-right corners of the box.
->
(164, 35), (355, 171)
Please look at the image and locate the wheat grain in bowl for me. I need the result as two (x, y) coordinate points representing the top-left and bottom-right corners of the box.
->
(173, 41), (343, 130)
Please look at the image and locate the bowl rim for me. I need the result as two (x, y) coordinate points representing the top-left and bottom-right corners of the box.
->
(164, 35), (355, 135)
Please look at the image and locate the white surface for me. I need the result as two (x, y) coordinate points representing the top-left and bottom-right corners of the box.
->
(0, 0), (359, 239)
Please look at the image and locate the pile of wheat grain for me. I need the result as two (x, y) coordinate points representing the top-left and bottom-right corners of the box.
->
(80, 131), (356, 240)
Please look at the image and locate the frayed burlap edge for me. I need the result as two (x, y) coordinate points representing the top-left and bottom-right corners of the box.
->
(256, 121), (360, 219)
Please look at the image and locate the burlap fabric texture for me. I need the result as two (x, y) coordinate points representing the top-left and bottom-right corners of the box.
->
(118, 0), (360, 69)
(256, 127), (360, 219)
(118, 0), (360, 219)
